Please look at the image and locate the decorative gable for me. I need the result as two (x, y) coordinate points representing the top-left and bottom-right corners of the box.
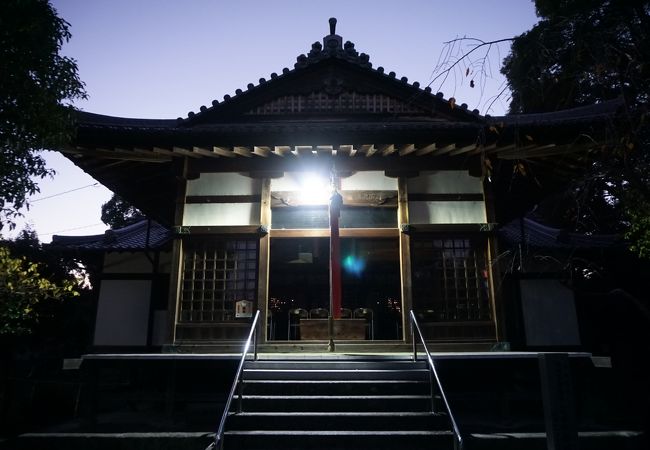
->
(181, 18), (481, 125)
(245, 91), (428, 116)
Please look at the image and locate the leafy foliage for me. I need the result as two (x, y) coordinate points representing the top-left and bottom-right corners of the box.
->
(101, 194), (145, 229)
(503, 0), (650, 113)
(501, 0), (650, 258)
(0, 0), (86, 230)
(0, 243), (79, 336)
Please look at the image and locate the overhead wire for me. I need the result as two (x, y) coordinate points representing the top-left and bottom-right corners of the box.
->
(31, 183), (100, 203)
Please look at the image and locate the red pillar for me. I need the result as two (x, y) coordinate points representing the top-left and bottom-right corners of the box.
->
(329, 190), (343, 319)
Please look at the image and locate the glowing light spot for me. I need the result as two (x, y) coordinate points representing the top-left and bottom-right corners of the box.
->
(298, 173), (331, 205)
(342, 254), (365, 276)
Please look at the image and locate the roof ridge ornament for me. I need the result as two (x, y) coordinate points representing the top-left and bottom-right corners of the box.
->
(295, 18), (371, 69)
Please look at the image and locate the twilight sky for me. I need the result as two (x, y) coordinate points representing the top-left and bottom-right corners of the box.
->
(11, 0), (539, 241)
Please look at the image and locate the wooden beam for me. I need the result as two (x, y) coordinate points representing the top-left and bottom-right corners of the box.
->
(253, 146), (271, 157)
(379, 144), (396, 156)
(270, 228), (399, 238)
(337, 145), (353, 157)
(432, 143), (456, 155)
(172, 146), (202, 158)
(450, 143), (477, 156)
(273, 146), (293, 157)
(234, 146), (253, 157)
(213, 146), (236, 158)
(316, 145), (333, 157)
(295, 145), (314, 157)
(86, 148), (171, 162)
(415, 143), (436, 156)
(358, 144), (375, 157)
(487, 143), (515, 154)
(192, 146), (220, 158)
(153, 146), (174, 155)
(133, 147), (154, 154)
(398, 144), (416, 156)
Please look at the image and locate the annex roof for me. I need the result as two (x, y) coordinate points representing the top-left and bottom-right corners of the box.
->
(50, 219), (171, 251)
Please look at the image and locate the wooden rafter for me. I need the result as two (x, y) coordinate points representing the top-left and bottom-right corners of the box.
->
(450, 143), (477, 156)
(253, 146), (272, 157)
(213, 146), (237, 158)
(192, 146), (221, 158)
(415, 143), (436, 156)
(379, 144), (396, 156)
(273, 146), (293, 157)
(173, 146), (202, 158)
(398, 144), (416, 156)
(432, 143), (456, 155)
(316, 145), (333, 157)
(295, 145), (314, 157)
(234, 146), (253, 157)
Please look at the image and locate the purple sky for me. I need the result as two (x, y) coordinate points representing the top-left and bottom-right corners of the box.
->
(11, 0), (539, 241)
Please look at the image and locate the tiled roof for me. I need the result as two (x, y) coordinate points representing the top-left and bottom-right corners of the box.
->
(50, 219), (171, 251)
(177, 17), (481, 124)
(499, 218), (624, 250)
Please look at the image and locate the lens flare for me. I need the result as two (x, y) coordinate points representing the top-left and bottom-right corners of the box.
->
(342, 254), (365, 276)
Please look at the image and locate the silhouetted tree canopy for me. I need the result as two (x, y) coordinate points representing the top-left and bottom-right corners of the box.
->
(501, 0), (650, 257)
(101, 194), (144, 229)
(0, 0), (86, 230)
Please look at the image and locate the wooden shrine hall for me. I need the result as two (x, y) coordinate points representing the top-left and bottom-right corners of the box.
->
(56, 18), (621, 352)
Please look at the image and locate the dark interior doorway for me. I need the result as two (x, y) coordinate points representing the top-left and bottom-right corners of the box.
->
(268, 237), (402, 340)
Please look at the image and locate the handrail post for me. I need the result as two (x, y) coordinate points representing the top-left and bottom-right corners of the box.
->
(409, 310), (463, 450)
(214, 310), (260, 450)
(253, 312), (259, 361)
(410, 312), (417, 362)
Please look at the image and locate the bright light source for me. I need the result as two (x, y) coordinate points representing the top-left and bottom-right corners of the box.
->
(298, 172), (332, 205)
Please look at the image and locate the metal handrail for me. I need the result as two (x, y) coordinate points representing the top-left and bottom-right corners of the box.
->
(409, 310), (463, 450)
(212, 309), (261, 450)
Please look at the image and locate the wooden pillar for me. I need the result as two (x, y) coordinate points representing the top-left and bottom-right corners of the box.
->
(258, 178), (271, 343)
(165, 161), (187, 346)
(483, 175), (504, 342)
(398, 177), (412, 342)
(329, 190), (343, 320)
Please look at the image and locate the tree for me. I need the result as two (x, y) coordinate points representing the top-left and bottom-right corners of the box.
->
(495, 0), (650, 258)
(503, 0), (650, 113)
(0, 0), (86, 230)
(101, 193), (144, 229)
(0, 243), (79, 336)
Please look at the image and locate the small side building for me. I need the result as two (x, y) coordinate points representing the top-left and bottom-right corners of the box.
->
(52, 220), (172, 350)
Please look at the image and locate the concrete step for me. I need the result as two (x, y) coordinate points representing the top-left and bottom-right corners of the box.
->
(225, 411), (448, 431)
(242, 368), (429, 381)
(221, 429), (454, 450)
(240, 379), (430, 395)
(235, 394), (432, 412)
(244, 359), (426, 370)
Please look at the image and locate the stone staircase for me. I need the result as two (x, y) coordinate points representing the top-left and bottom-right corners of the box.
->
(220, 357), (454, 450)
(3, 354), (646, 450)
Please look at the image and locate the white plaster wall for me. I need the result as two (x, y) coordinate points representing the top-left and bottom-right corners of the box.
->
(183, 203), (261, 226)
(409, 201), (486, 224)
(186, 173), (261, 195)
(341, 171), (397, 190)
(407, 171), (483, 194)
(94, 280), (151, 346)
(271, 173), (308, 191)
